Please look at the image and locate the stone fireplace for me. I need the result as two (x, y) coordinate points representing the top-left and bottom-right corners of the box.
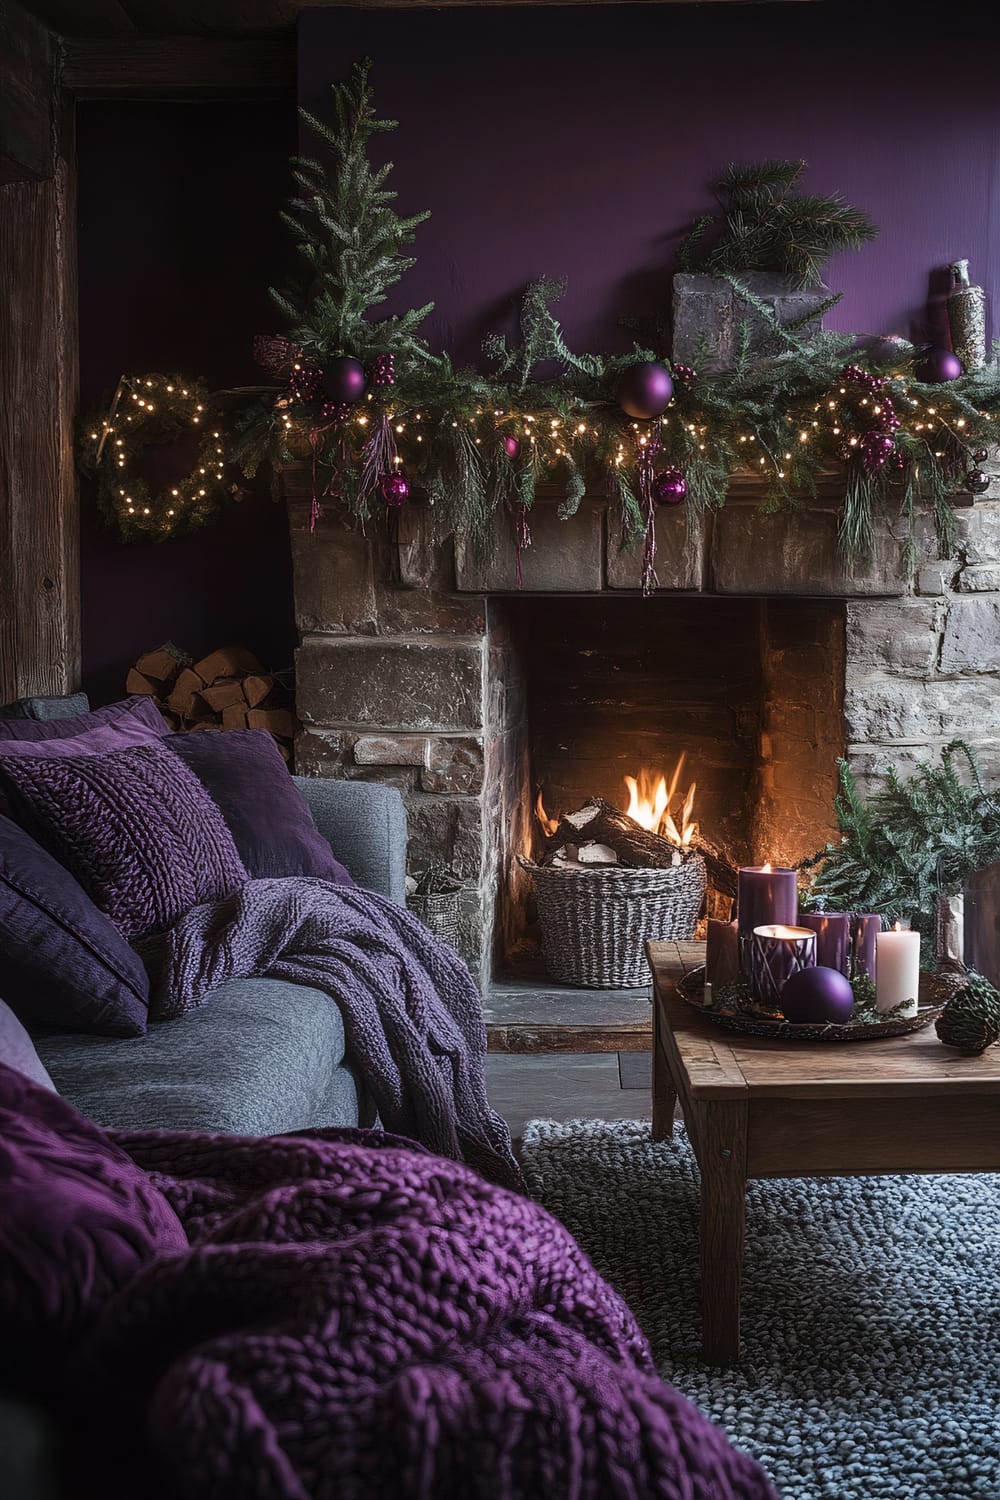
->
(287, 467), (1000, 989)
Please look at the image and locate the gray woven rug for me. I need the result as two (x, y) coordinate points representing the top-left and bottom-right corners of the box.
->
(521, 1118), (1000, 1500)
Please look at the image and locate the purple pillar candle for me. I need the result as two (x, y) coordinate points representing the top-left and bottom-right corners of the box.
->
(749, 924), (817, 1010)
(706, 918), (740, 987)
(737, 865), (798, 973)
(850, 914), (881, 979)
(798, 912), (852, 976)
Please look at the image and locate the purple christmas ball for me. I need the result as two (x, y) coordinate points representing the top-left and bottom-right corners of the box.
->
(780, 965), (854, 1025)
(380, 471), (410, 509)
(616, 361), (674, 421)
(503, 435), (521, 460)
(965, 469), (991, 494)
(326, 355), (368, 405)
(916, 348), (964, 384)
(653, 466), (687, 505)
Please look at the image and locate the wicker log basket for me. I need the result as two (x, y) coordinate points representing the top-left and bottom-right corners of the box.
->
(519, 854), (706, 988)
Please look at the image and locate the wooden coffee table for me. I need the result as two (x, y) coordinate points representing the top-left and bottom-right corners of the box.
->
(649, 940), (1000, 1366)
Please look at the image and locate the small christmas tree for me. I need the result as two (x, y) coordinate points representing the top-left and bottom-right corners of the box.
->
(677, 160), (877, 289)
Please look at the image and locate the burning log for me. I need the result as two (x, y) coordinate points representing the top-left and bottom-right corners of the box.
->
(547, 800), (683, 870)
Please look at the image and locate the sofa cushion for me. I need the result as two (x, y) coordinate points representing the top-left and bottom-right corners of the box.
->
(0, 695), (167, 747)
(0, 815), (149, 1036)
(0, 1064), (187, 1387)
(0, 1000), (56, 1092)
(0, 740), (247, 941)
(34, 978), (359, 1135)
(167, 729), (353, 885)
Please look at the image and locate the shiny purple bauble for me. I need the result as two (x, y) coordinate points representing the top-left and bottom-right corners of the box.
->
(915, 348), (963, 384)
(380, 471), (410, 508)
(616, 361), (674, 420)
(503, 435), (521, 460)
(653, 466), (687, 505)
(780, 965), (855, 1025)
(326, 355), (368, 405)
(965, 469), (991, 494)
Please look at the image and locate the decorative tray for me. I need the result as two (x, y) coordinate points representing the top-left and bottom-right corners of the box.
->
(677, 965), (960, 1043)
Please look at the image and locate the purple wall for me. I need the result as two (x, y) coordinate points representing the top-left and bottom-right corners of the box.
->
(78, 100), (298, 706)
(299, 2), (1000, 367)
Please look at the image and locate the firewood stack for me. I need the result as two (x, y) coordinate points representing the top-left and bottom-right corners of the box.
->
(126, 643), (297, 763)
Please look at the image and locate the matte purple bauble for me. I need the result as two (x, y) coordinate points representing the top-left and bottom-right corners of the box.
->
(653, 466), (687, 505)
(326, 355), (368, 405)
(916, 348), (964, 384)
(616, 361), (674, 421)
(780, 965), (855, 1025)
(503, 435), (521, 460)
(380, 472), (410, 508)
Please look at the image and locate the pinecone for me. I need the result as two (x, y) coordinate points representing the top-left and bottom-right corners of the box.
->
(935, 973), (1000, 1055)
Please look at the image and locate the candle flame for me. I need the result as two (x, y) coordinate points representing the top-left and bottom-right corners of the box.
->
(761, 862), (772, 873)
(893, 921), (903, 932)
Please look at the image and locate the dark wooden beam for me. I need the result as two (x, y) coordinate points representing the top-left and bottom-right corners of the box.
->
(21, 0), (135, 36)
(61, 36), (296, 95)
(0, 0), (54, 181)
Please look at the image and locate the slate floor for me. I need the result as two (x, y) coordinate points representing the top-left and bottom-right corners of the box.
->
(485, 1050), (653, 1141)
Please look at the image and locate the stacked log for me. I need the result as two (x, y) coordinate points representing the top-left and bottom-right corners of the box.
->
(126, 643), (297, 762)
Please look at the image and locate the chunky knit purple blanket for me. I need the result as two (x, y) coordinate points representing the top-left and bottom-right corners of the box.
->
(136, 878), (522, 1191)
(76, 1125), (776, 1500)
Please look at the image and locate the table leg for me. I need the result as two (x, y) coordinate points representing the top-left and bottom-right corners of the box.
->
(651, 1018), (677, 1141)
(697, 1098), (748, 1366)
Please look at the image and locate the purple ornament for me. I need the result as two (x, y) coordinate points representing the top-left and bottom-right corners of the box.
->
(503, 435), (521, 460)
(916, 348), (964, 383)
(860, 431), (896, 472)
(289, 363), (322, 402)
(780, 965), (855, 1025)
(372, 352), (395, 387)
(965, 469), (991, 494)
(671, 363), (698, 384)
(973, 447), (989, 464)
(616, 361), (674, 421)
(326, 355), (368, 405)
(653, 466), (687, 505)
(380, 471), (410, 509)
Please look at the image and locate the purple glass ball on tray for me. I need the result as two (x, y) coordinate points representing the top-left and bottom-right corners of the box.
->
(915, 348), (964, 384)
(326, 355), (368, 405)
(780, 965), (855, 1025)
(616, 361), (674, 421)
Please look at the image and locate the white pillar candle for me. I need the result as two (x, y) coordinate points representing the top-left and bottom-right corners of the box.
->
(875, 924), (921, 1017)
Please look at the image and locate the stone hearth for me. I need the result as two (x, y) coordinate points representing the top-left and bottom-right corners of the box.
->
(286, 464), (1000, 987)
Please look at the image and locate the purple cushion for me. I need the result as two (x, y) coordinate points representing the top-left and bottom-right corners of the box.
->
(0, 814), (149, 1035)
(0, 740), (248, 941)
(0, 998), (56, 1091)
(0, 694), (168, 747)
(166, 729), (354, 885)
(0, 1063), (186, 1384)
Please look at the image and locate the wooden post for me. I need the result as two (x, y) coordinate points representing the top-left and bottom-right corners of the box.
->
(0, 4), (81, 703)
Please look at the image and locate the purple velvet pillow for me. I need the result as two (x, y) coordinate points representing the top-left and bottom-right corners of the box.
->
(0, 815), (149, 1034)
(0, 694), (168, 747)
(166, 729), (354, 885)
(0, 1063), (186, 1384)
(0, 740), (248, 941)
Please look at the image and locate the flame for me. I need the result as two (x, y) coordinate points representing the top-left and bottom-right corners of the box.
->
(893, 921), (903, 932)
(761, 862), (773, 873)
(535, 790), (560, 838)
(624, 754), (698, 849)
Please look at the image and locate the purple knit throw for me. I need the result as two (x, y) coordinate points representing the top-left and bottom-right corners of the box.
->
(136, 877), (522, 1191)
(73, 1126), (777, 1500)
(0, 741), (247, 940)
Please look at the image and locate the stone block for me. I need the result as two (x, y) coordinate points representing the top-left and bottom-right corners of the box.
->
(849, 740), (1000, 796)
(940, 597), (1000, 673)
(454, 503), (603, 592)
(420, 737), (485, 794)
(605, 505), (704, 591)
(404, 795), (482, 881)
(374, 583), (486, 638)
(354, 734), (429, 767)
(293, 728), (350, 778)
(916, 563), (955, 596)
(845, 600), (943, 676)
(954, 505), (1000, 565)
(958, 563), (1000, 592)
(672, 272), (829, 374)
(712, 502), (925, 597)
(288, 504), (376, 634)
(844, 675), (1000, 744)
(296, 639), (484, 732)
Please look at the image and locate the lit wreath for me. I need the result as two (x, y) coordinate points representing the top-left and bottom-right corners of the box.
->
(84, 374), (234, 541)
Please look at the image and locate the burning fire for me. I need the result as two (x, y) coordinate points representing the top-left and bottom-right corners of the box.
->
(624, 755), (698, 848)
(534, 753), (698, 849)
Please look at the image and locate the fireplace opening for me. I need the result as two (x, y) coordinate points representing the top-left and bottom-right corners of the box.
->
(485, 595), (847, 984)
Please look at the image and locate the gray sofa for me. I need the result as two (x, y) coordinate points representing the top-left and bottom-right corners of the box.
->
(30, 776), (407, 1135)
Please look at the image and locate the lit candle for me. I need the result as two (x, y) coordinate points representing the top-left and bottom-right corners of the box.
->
(875, 923), (920, 1017)
(749, 924), (817, 1010)
(737, 864), (798, 973)
(850, 913), (881, 980)
(798, 912), (852, 975)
